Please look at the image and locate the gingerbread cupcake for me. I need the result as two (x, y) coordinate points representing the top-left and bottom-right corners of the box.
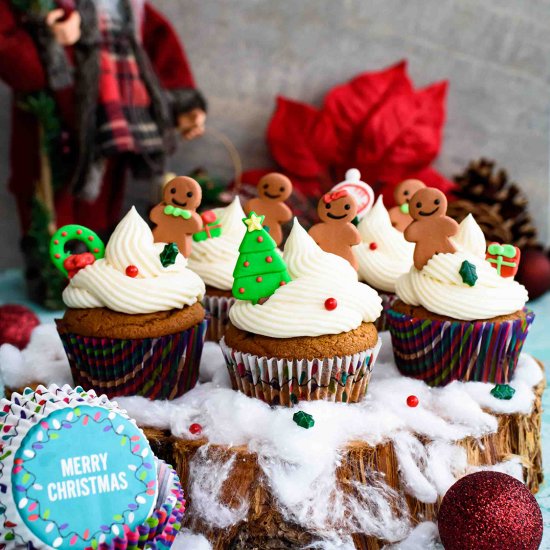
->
(221, 213), (383, 406)
(53, 207), (207, 400)
(387, 189), (533, 386)
(187, 197), (246, 341)
(354, 196), (414, 330)
(0, 385), (185, 549)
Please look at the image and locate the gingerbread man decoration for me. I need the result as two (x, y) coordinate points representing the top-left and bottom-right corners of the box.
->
(150, 176), (203, 257)
(404, 188), (459, 270)
(308, 190), (361, 270)
(244, 173), (293, 246)
(389, 179), (426, 232)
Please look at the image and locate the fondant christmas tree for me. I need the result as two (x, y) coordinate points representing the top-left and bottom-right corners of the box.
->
(232, 212), (291, 304)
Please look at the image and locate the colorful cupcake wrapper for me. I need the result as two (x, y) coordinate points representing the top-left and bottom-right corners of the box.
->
(202, 294), (236, 342)
(386, 307), (535, 386)
(220, 337), (382, 407)
(59, 320), (208, 400)
(374, 293), (399, 332)
(86, 461), (186, 550)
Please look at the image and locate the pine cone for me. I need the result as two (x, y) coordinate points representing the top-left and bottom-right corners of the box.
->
(450, 158), (541, 249)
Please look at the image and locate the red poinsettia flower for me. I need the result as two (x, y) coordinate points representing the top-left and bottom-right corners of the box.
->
(241, 60), (455, 207)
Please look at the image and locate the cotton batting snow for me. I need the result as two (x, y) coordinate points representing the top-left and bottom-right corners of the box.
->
(0, 326), (542, 547)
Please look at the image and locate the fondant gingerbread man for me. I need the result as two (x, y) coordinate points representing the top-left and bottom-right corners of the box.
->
(150, 176), (203, 257)
(404, 188), (459, 270)
(308, 190), (361, 270)
(244, 173), (293, 246)
(389, 179), (426, 232)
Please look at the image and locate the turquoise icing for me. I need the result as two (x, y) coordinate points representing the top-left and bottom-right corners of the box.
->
(11, 405), (157, 549)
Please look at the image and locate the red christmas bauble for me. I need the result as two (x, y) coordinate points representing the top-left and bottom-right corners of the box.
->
(516, 248), (550, 300)
(0, 304), (40, 350)
(438, 471), (542, 550)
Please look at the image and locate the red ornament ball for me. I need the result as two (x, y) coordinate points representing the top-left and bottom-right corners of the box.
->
(369, 242), (378, 251)
(125, 265), (139, 278)
(0, 304), (40, 350)
(189, 423), (202, 435)
(406, 395), (419, 407)
(516, 248), (550, 300)
(438, 471), (542, 550)
(324, 298), (338, 311)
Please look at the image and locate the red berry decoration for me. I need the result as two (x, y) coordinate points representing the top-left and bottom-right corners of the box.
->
(125, 265), (139, 278)
(189, 423), (202, 435)
(265, 256), (273, 263)
(201, 210), (217, 224)
(0, 305), (40, 350)
(324, 298), (338, 311)
(438, 471), (543, 550)
(406, 395), (419, 407)
(369, 242), (378, 250)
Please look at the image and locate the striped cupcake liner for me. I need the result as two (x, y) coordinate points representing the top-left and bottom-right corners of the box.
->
(220, 337), (382, 407)
(386, 308), (535, 386)
(202, 294), (236, 342)
(87, 461), (186, 550)
(59, 320), (208, 400)
(374, 293), (399, 332)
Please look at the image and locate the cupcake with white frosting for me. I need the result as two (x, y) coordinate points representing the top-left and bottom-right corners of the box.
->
(55, 207), (207, 400)
(221, 215), (383, 406)
(387, 214), (534, 386)
(187, 197), (247, 341)
(354, 196), (414, 330)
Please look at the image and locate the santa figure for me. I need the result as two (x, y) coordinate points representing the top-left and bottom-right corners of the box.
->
(0, 0), (206, 306)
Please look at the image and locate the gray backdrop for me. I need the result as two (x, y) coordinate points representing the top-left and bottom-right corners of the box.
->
(1, 0), (549, 269)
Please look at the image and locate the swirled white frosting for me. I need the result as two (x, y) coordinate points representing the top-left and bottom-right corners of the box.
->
(187, 197), (247, 290)
(451, 214), (487, 259)
(63, 207), (205, 314)
(354, 196), (414, 293)
(395, 217), (528, 320)
(229, 219), (383, 338)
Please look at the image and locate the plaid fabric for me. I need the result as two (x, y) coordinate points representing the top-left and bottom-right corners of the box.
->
(95, 3), (163, 156)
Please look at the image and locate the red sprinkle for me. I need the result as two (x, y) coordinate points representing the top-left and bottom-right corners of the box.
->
(61, 231), (68, 237)
(280, 281), (286, 286)
(266, 256), (273, 263)
(54, 240), (59, 245)
(257, 236), (264, 243)
(324, 297), (337, 311)
(406, 395), (419, 408)
(189, 423), (202, 435)
(125, 265), (139, 278)
(244, 261), (250, 267)
(369, 242), (378, 251)
(256, 276), (263, 282)
(77, 229), (83, 235)
(239, 287), (245, 294)
(88, 235), (94, 241)
(55, 253), (61, 259)
(93, 248), (99, 253)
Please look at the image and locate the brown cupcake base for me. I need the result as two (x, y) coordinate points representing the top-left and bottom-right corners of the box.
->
(56, 302), (206, 339)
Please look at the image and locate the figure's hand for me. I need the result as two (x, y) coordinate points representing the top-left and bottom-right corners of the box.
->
(46, 9), (81, 47)
(177, 108), (206, 140)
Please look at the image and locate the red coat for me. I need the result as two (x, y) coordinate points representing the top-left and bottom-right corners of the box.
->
(0, 0), (204, 232)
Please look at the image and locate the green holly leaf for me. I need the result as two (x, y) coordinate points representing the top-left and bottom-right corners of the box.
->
(459, 260), (478, 287)
(293, 411), (315, 429)
(160, 243), (179, 267)
(490, 384), (516, 400)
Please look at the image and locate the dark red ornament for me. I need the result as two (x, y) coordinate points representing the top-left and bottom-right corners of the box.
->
(189, 423), (202, 435)
(516, 248), (550, 300)
(406, 395), (419, 407)
(0, 304), (40, 350)
(324, 298), (338, 311)
(438, 471), (542, 550)
(125, 265), (139, 278)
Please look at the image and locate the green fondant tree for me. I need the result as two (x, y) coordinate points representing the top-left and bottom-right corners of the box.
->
(232, 212), (291, 304)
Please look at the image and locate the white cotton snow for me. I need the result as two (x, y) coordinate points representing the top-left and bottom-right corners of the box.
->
(0, 327), (543, 545)
(172, 529), (212, 550)
(0, 324), (72, 388)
